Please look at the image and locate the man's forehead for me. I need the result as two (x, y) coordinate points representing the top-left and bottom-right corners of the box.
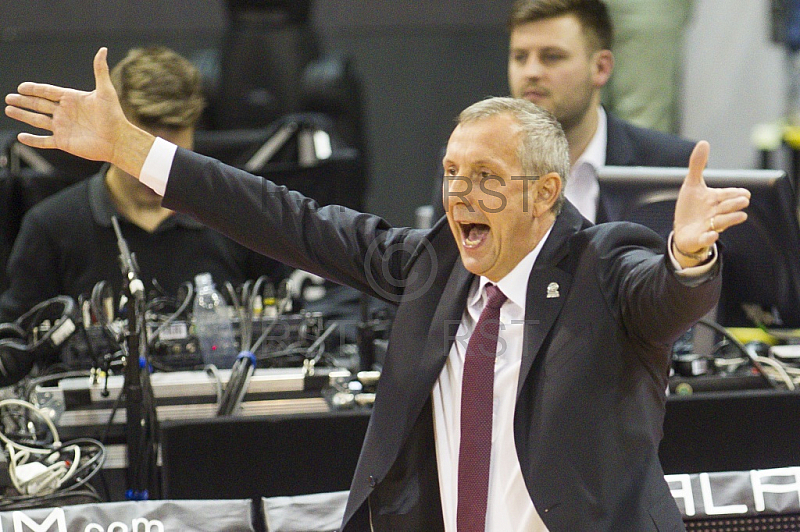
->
(444, 120), (522, 167)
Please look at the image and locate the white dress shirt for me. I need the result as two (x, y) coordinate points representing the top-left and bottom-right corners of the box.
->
(564, 106), (607, 223)
(139, 137), (176, 196)
(432, 229), (553, 532)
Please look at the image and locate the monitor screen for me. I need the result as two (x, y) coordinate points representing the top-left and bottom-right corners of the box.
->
(597, 166), (800, 328)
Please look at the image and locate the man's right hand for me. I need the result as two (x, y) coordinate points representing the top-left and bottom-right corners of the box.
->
(4, 47), (154, 179)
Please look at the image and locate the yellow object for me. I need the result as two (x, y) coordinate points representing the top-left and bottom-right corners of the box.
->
(725, 327), (779, 346)
(784, 125), (800, 149)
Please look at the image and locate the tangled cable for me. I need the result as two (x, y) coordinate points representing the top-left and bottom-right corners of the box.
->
(0, 398), (105, 509)
(697, 319), (796, 390)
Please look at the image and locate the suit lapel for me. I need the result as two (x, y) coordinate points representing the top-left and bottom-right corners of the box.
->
(396, 259), (474, 433)
(604, 110), (636, 166)
(407, 260), (473, 420)
(517, 267), (572, 397)
(516, 203), (583, 396)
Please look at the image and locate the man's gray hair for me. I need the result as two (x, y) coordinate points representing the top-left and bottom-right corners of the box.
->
(458, 97), (571, 213)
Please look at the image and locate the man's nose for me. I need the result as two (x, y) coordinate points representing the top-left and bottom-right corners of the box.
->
(444, 176), (475, 208)
(522, 57), (544, 79)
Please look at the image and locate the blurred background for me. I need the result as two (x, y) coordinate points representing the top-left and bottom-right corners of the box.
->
(0, 0), (789, 226)
(2, 3), (800, 521)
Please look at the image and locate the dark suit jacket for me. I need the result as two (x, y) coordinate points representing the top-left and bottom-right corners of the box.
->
(604, 111), (695, 167)
(594, 112), (696, 224)
(163, 148), (720, 531)
(430, 109), (696, 223)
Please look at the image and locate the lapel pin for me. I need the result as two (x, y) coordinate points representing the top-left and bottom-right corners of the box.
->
(546, 282), (560, 299)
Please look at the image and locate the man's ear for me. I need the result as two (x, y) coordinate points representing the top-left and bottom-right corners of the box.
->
(592, 49), (614, 88)
(531, 172), (562, 216)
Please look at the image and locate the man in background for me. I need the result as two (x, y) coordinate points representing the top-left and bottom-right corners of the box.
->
(0, 46), (287, 322)
(506, 0), (696, 222)
(431, 0), (697, 225)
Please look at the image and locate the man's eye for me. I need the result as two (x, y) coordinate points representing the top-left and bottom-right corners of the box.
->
(541, 53), (565, 63)
(511, 52), (527, 64)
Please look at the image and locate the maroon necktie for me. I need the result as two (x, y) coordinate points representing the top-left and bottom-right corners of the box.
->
(457, 284), (507, 532)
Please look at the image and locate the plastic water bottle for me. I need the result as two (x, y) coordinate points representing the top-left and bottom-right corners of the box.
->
(193, 273), (238, 369)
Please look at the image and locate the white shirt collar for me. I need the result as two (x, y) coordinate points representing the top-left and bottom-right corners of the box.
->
(468, 225), (554, 312)
(565, 106), (607, 222)
(575, 105), (608, 171)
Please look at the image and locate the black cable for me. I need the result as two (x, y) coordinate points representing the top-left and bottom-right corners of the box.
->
(216, 352), (256, 416)
(217, 281), (283, 416)
(98, 349), (125, 398)
(255, 345), (311, 361)
(240, 279), (254, 351)
(39, 437), (106, 490)
(99, 386), (125, 446)
(76, 293), (102, 369)
(97, 468), (112, 502)
(146, 356), (204, 373)
(696, 318), (778, 389)
(90, 281), (125, 354)
(0, 487), (103, 510)
(308, 322), (339, 366)
(250, 317), (281, 354)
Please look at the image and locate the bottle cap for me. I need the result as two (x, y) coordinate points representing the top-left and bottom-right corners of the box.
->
(194, 272), (213, 287)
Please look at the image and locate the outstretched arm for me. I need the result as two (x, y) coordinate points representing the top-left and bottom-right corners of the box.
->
(671, 140), (751, 269)
(4, 47), (153, 180)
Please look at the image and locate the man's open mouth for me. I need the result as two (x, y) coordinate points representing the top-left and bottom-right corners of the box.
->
(460, 222), (490, 248)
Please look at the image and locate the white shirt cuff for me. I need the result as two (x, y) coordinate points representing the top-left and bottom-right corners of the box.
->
(139, 137), (177, 197)
(667, 231), (718, 276)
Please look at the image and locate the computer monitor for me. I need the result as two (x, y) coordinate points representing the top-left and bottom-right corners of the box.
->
(597, 166), (800, 328)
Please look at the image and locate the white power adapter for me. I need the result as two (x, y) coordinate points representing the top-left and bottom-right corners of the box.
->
(14, 460), (67, 495)
(14, 462), (48, 485)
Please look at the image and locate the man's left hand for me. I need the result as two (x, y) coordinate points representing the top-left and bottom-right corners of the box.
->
(672, 140), (751, 268)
